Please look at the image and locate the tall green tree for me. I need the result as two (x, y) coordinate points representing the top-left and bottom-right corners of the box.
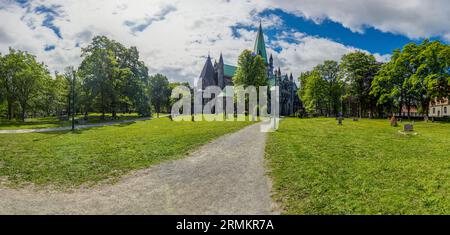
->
(78, 36), (151, 118)
(149, 74), (171, 117)
(0, 48), (50, 121)
(340, 51), (380, 118)
(411, 40), (450, 116)
(299, 70), (327, 115)
(371, 40), (449, 118)
(0, 48), (21, 120)
(233, 50), (268, 87)
(315, 60), (343, 116)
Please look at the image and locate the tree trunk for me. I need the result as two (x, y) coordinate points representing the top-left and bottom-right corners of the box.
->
(21, 103), (26, 122)
(7, 101), (12, 120)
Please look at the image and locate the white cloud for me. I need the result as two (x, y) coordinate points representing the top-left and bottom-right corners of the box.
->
(269, 0), (450, 40)
(0, 0), (445, 84)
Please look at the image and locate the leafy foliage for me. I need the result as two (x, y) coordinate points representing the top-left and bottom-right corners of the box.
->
(233, 50), (268, 87)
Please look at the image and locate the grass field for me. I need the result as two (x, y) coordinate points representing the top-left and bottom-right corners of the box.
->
(0, 113), (161, 130)
(265, 118), (450, 215)
(0, 117), (251, 188)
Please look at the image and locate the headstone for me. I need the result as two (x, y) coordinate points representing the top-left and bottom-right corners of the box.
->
(338, 113), (343, 125)
(390, 116), (398, 127)
(404, 124), (414, 132)
(353, 118), (359, 121)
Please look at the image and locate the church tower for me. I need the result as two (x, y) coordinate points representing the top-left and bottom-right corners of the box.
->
(254, 22), (268, 64)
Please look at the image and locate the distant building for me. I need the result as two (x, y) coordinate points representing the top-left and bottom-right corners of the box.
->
(197, 22), (301, 116)
(395, 106), (423, 118)
(429, 98), (450, 117)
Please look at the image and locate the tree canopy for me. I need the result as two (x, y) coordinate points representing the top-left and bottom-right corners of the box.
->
(233, 50), (268, 88)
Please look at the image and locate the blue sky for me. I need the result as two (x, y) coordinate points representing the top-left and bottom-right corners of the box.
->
(1, 0), (449, 83)
(236, 8), (444, 56)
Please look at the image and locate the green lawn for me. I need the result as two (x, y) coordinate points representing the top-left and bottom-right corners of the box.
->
(0, 113), (147, 130)
(0, 117), (251, 188)
(265, 118), (450, 215)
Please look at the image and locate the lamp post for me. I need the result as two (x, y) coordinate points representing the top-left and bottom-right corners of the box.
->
(71, 69), (76, 131)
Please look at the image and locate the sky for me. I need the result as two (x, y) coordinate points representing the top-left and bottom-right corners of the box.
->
(0, 0), (449, 84)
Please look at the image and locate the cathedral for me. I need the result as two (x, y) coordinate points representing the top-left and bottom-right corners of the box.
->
(197, 23), (302, 116)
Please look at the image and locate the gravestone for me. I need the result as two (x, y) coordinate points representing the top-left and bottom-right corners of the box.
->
(353, 118), (359, 121)
(390, 116), (398, 127)
(404, 124), (414, 132)
(338, 117), (343, 125)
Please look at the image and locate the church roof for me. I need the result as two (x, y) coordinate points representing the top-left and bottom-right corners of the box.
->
(254, 22), (268, 64)
(199, 55), (215, 88)
(224, 64), (237, 78)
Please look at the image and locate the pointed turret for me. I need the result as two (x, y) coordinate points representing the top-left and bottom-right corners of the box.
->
(219, 53), (224, 65)
(198, 54), (215, 90)
(217, 53), (225, 89)
(253, 22), (268, 64)
(290, 73), (293, 81)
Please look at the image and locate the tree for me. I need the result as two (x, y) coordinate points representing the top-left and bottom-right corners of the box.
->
(33, 72), (68, 117)
(233, 50), (268, 87)
(315, 60), (343, 116)
(412, 40), (450, 117)
(0, 48), (49, 121)
(340, 51), (380, 118)
(0, 48), (21, 120)
(371, 40), (449, 119)
(149, 74), (171, 117)
(371, 60), (397, 115)
(299, 70), (327, 115)
(78, 36), (151, 118)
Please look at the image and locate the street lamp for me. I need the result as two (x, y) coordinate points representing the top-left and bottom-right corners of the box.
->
(71, 69), (76, 131)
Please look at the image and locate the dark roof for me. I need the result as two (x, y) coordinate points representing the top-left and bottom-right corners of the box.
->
(199, 56), (216, 89)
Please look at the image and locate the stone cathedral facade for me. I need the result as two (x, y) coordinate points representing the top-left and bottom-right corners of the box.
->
(197, 23), (301, 116)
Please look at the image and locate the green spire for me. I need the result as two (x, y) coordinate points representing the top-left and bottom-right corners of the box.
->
(253, 22), (268, 64)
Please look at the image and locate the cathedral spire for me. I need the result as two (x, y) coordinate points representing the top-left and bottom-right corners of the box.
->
(219, 52), (224, 65)
(254, 22), (268, 64)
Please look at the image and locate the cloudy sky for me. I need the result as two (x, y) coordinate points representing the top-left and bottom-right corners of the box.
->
(1, 0), (449, 84)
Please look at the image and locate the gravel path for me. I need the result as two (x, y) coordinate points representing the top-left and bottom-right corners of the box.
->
(0, 117), (153, 134)
(0, 122), (277, 215)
